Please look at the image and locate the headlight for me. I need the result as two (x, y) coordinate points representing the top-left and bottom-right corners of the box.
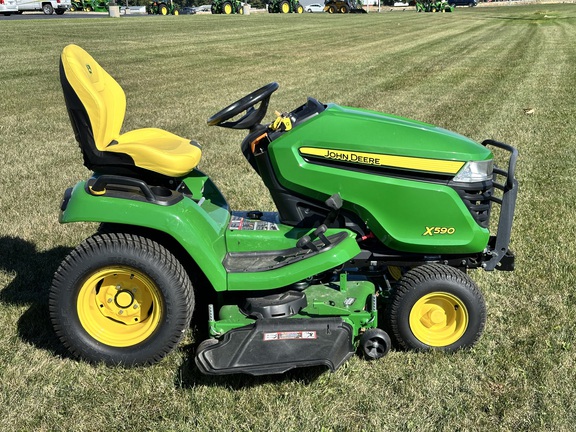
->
(453, 160), (493, 183)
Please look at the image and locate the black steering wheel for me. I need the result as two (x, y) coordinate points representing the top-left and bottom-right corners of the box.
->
(207, 82), (279, 130)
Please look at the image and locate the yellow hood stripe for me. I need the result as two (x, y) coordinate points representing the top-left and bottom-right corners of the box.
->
(299, 147), (464, 175)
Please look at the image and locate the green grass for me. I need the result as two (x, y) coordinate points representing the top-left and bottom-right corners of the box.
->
(1, 4), (576, 430)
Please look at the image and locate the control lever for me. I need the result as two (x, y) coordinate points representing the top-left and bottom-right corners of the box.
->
(324, 193), (343, 226)
(296, 225), (331, 251)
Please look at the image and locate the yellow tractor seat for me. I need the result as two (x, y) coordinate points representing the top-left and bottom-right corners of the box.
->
(60, 44), (201, 179)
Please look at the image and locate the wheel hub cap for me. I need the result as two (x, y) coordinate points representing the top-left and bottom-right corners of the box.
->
(409, 292), (468, 347)
(77, 267), (163, 347)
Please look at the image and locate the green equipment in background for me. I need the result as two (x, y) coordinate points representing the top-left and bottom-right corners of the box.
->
(211, 0), (243, 14)
(147, 0), (179, 14)
(416, 0), (454, 12)
(267, 0), (304, 13)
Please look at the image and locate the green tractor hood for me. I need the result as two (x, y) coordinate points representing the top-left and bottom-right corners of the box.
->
(267, 104), (495, 254)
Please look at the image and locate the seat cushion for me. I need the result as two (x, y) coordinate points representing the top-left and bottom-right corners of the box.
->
(108, 128), (202, 177)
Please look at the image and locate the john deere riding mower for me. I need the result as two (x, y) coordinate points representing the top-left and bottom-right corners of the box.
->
(147, 0), (179, 15)
(268, 0), (304, 13)
(52, 45), (518, 375)
(211, 0), (243, 14)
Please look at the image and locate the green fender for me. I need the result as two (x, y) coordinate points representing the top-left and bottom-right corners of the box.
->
(60, 180), (229, 291)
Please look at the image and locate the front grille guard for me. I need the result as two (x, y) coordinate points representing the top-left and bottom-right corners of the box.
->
(481, 139), (519, 270)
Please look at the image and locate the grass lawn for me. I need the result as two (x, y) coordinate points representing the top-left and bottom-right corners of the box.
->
(1, 3), (576, 430)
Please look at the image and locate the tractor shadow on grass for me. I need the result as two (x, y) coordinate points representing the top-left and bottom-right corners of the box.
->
(0, 236), (73, 358)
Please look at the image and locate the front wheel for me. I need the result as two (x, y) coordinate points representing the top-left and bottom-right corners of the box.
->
(49, 233), (195, 366)
(386, 264), (486, 352)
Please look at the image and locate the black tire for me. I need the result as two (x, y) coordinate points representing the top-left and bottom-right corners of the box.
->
(280, 0), (290, 13)
(43, 3), (54, 14)
(55, 9), (65, 14)
(359, 328), (391, 360)
(158, 3), (168, 14)
(49, 233), (195, 366)
(222, 1), (232, 14)
(328, 5), (336, 13)
(386, 264), (485, 352)
(340, 4), (349, 13)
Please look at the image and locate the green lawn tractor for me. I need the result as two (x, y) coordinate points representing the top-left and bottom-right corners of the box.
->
(268, 0), (303, 13)
(69, 1), (83, 11)
(211, 0), (243, 14)
(53, 44), (518, 376)
(147, 0), (179, 14)
(324, 0), (366, 13)
(416, 0), (454, 12)
(84, 0), (109, 12)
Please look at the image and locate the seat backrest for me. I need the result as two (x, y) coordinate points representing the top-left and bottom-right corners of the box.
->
(60, 44), (126, 159)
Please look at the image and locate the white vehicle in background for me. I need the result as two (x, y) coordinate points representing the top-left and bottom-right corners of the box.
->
(16, 0), (71, 14)
(306, 3), (323, 12)
(0, 0), (18, 15)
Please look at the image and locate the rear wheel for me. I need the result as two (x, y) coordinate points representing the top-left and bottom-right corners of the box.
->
(280, 1), (290, 13)
(42, 3), (54, 14)
(49, 233), (194, 366)
(340, 4), (349, 12)
(223, 1), (232, 13)
(386, 264), (486, 351)
(296, 3), (303, 13)
(55, 9), (65, 14)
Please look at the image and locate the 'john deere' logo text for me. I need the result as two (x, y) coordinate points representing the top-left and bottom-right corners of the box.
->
(323, 150), (381, 165)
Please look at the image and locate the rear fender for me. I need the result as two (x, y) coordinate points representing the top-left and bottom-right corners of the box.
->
(60, 180), (228, 291)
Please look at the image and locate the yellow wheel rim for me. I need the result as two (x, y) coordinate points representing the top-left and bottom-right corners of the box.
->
(281, 3), (289, 12)
(161, 6), (167, 14)
(224, 3), (232, 13)
(409, 292), (468, 347)
(174, 9), (179, 15)
(77, 267), (163, 347)
(297, 6), (303, 13)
